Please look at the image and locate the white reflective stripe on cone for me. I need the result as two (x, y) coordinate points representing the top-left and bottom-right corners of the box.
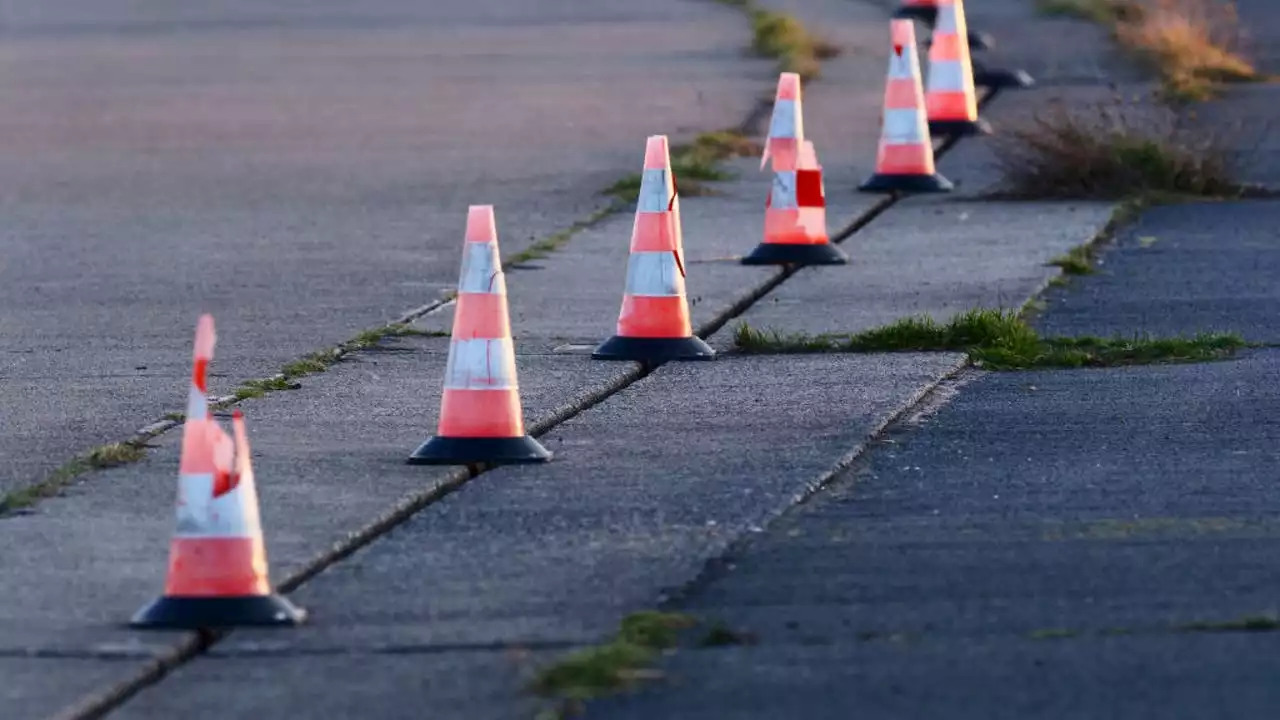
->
(768, 99), (801, 139)
(624, 251), (685, 297)
(883, 108), (927, 144)
(771, 171), (799, 209)
(186, 384), (207, 421)
(173, 472), (256, 539)
(444, 338), (517, 390)
(927, 60), (967, 92)
(637, 168), (671, 213)
(458, 241), (505, 294)
(937, 6), (959, 33)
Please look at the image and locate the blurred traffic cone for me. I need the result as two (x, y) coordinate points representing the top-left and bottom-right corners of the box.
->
(744, 138), (848, 266)
(594, 135), (715, 363)
(132, 317), (304, 629)
(760, 72), (804, 174)
(894, 0), (994, 50)
(408, 206), (551, 465)
(859, 20), (953, 194)
(924, 0), (991, 138)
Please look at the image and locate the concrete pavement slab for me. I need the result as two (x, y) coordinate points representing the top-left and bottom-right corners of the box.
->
(101, 352), (962, 719)
(0, 337), (638, 654)
(596, 350), (1280, 719)
(2, 658), (145, 720)
(114, 650), (558, 720)
(1038, 200), (1280, 342)
(720, 196), (1114, 349)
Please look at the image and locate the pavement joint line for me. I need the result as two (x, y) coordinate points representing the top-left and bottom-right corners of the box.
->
(50, 69), (1010, 720)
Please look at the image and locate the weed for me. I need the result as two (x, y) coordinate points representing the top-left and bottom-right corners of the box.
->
(1049, 245), (1096, 275)
(749, 8), (840, 80)
(988, 93), (1245, 199)
(1113, 0), (1258, 102)
(734, 310), (1246, 370)
(86, 442), (147, 468)
(530, 612), (698, 713)
(1039, 0), (1258, 101)
(602, 130), (762, 203)
(507, 203), (622, 264)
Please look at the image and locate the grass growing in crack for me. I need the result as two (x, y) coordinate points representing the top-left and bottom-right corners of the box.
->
(603, 130), (763, 203)
(0, 441), (150, 514)
(1049, 245), (1096, 275)
(749, 8), (840, 81)
(988, 92), (1248, 199)
(712, 0), (839, 81)
(531, 611), (697, 716)
(1038, 0), (1258, 101)
(734, 309), (1247, 370)
(507, 204), (622, 264)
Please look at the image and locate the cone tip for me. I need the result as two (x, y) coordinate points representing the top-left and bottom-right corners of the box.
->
(891, 19), (916, 50)
(776, 72), (801, 100)
(465, 205), (497, 243)
(233, 408), (244, 420)
(643, 135), (670, 170)
(194, 314), (216, 359)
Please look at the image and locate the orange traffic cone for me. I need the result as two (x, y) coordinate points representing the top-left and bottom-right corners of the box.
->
(744, 140), (848, 266)
(924, 0), (991, 138)
(744, 74), (847, 267)
(408, 206), (551, 465)
(132, 316), (304, 629)
(894, 0), (994, 50)
(859, 19), (953, 194)
(594, 135), (715, 363)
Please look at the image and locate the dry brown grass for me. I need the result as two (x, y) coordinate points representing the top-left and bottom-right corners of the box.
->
(1042, 0), (1260, 101)
(987, 91), (1246, 199)
(1115, 0), (1258, 101)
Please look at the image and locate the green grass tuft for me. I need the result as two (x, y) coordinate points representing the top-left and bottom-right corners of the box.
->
(530, 611), (697, 713)
(748, 8), (840, 81)
(1049, 245), (1096, 275)
(1180, 614), (1280, 633)
(602, 130), (762, 203)
(734, 310), (1247, 370)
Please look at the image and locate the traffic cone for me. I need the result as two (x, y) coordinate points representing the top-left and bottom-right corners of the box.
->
(594, 135), (715, 363)
(924, 0), (991, 138)
(894, 0), (994, 50)
(132, 316), (305, 629)
(760, 72), (804, 175)
(408, 206), (551, 465)
(744, 138), (848, 266)
(859, 19), (953, 194)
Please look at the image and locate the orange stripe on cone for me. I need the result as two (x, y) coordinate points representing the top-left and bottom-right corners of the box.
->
(858, 20), (953, 195)
(407, 206), (551, 465)
(594, 135), (715, 362)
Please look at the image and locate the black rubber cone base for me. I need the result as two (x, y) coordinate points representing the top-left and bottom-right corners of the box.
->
(892, 5), (936, 24)
(131, 594), (306, 629)
(858, 172), (954, 194)
(741, 242), (849, 266)
(928, 118), (993, 138)
(407, 435), (551, 465)
(974, 66), (1035, 90)
(592, 335), (715, 363)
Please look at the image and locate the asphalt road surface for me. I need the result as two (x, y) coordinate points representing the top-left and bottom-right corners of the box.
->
(0, 0), (766, 494)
